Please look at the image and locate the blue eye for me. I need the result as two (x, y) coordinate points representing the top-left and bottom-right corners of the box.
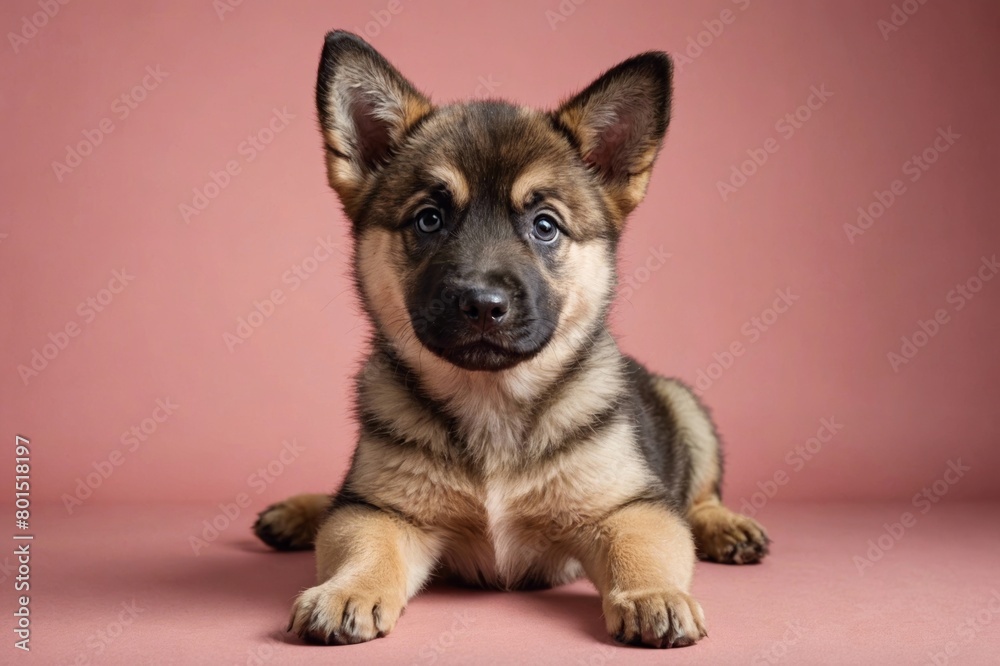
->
(532, 214), (559, 242)
(415, 208), (443, 234)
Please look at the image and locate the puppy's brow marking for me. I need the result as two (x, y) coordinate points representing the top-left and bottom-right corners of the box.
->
(427, 164), (469, 208)
(511, 164), (556, 209)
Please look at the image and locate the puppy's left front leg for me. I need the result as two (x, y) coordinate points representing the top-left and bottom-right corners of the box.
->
(577, 502), (707, 648)
(289, 505), (440, 645)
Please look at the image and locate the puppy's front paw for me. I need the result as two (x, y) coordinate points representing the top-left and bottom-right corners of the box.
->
(288, 581), (405, 645)
(604, 588), (707, 648)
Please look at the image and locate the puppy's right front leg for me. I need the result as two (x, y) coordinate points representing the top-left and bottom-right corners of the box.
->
(289, 504), (440, 645)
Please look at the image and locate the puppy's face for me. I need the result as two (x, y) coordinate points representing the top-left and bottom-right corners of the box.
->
(316, 32), (671, 372)
(362, 104), (612, 372)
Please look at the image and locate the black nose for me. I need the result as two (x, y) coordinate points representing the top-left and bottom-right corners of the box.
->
(458, 286), (510, 332)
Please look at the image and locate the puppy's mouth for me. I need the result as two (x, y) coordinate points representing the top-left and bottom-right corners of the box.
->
(423, 334), (548, 372)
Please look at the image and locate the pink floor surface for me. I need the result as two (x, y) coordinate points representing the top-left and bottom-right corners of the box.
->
(7, 502), (999, 665)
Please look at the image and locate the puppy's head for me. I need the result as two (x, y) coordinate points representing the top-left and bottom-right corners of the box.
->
(316, 31), (671, 372)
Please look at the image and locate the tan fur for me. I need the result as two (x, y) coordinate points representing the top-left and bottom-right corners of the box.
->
(508, 163), (569, 212)
(577, 502), (707, 647)
(289, 504), (441, 644)
(427, 163), (470, 209)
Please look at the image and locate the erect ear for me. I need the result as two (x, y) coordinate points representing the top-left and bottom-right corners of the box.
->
(554, 52), (672, 220)
(315, 31), (433, 218)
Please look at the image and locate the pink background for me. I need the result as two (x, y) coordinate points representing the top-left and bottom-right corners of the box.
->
(2, 0), (999, 511)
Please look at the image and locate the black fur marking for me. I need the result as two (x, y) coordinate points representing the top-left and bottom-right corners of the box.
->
(544, 396), (626, 463)
(373, 342), (465, 449)
(358, 409), (416, 450)
(546, 112), (584, 155)
(622, 357), (692, 511)
(601, 493), (676, 524)
(327, 485), (382, 515)
(524, 320), (604, 433)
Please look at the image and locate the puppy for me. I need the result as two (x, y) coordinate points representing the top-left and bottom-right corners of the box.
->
(254, 30), (769, 649)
